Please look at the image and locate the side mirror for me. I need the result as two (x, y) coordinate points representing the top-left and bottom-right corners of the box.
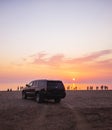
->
(26, 84), (30, 87)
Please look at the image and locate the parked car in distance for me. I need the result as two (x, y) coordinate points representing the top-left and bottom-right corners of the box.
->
(22, 79), (66, 103)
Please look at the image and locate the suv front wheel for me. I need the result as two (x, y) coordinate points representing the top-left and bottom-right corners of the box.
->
(22, 92), (27, 99)
(35, 92), (44, 103)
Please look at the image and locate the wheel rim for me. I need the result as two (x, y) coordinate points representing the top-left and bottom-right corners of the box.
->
(36, 94), (39, 102)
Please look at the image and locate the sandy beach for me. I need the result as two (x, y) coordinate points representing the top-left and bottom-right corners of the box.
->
(0, 90), (112, 130)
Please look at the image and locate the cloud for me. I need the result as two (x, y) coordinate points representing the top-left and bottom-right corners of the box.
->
(24, 49), (112, 68)
(31, 52), (65, 67)
(96, 58), (112, 69)
(48, 54), (65, 66)
(7, 49), (112, 84)
(33, 52), (48, 65)
(68, 49), (112, 64)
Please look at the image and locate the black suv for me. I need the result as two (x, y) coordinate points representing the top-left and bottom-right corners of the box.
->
(22, 79), (66, 103)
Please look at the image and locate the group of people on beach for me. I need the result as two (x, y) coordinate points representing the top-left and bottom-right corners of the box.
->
(87, 85), (108, 90)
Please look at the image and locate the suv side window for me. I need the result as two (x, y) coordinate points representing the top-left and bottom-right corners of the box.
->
(38, 81), (46, 88)
(33, 81), (38, 87)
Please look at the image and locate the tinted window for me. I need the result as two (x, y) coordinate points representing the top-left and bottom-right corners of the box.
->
(38, 81), (46, 88)
(47, 81), (64, 90)
(33, 81), (38, 87)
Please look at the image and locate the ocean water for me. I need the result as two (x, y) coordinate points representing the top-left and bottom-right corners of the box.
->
(0, 82), (112, 91)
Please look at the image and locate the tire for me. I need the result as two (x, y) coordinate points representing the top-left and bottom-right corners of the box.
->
(22, 92), (27, 99)
(54, 98), (61, 103)
(35, 93), (40, 103)
(35, 92), (44, 103)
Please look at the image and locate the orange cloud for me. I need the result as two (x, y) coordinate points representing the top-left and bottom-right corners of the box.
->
(26, 49), (112, 66)
(18, 49), (112, 83)
(0, 49), (112, 84)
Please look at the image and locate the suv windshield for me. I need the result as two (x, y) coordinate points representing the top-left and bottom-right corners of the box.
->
(47, 81), (64, 90)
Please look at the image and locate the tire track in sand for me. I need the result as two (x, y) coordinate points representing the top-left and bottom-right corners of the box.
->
(63, 102), (91, 130)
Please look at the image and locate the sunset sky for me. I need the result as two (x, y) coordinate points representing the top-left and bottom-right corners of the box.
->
(0, 0), (112, 90)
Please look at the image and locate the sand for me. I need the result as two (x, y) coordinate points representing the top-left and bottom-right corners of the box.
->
(0, 90), (112, 130)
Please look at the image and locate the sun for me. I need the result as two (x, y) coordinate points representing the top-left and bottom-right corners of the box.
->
(73, 78), (75, 81)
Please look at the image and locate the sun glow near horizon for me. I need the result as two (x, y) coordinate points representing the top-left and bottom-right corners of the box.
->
(0, 50), (112, 85)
